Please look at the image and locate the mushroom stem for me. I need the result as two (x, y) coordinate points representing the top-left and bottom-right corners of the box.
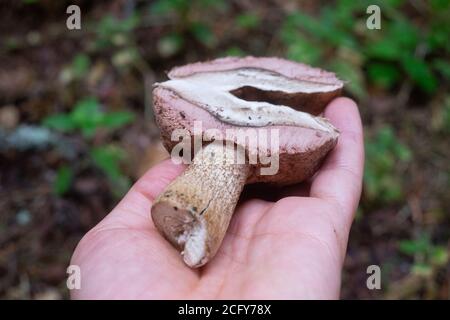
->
(151, 141), (250, 268)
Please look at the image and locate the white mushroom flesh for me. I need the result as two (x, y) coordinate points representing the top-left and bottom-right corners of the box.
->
(156, 68), (340, 133)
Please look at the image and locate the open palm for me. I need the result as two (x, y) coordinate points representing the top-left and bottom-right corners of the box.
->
(71, 98), (364, 299)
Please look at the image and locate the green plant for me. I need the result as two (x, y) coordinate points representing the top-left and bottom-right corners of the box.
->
(95, 14), (140, 48)
(60, 53), (91, 83)
(235, 13), (261, 30)
(278, 0), (450, 98)
(279, 13), (324, 66)
(364, 126), (412, 204)
(53, 165), (73, 196)
(43, 97), (135, 138)
(90, 145), (131, 197)
(189, 21), (216, 47)
(223, 46), (246, 57)
(150, 0), (225, 56)
(433, 59), (450, 81)
(150, 0), (191, 16)
(88, 10), (148, 73)
(44, 98), (135, 197)
(399, 233), (449, 273)
(279, 4), (364, 97)
(366, 62), (400, 89)
(71, 54), (90, 78)
(150, 0), (226, 17)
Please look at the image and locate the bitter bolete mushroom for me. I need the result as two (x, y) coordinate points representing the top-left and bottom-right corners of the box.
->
(151, 56), (343, 267)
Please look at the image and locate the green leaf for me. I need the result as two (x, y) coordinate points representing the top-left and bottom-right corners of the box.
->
(396, 143), (412, 162)
(377, 126), (395, 149)
(45, 97), (135, 137)
(365, 40), (402, 60)
(90, 145), (130, 196)
(381, 176), (403, 201)
(431, 246), (449, 266)
(430, 0), (450, 11)
(42, 114), (76, 132)
(364, 125), (412, 204)
(150, 0), (189, 15)
(91, 146), (123, 180)
(190, 22), (216, 47)
(102, 14), (139, 34)
(80, 126), (97, 138)
(402, 55), (438, 93)
(384, 0), (406, 8)
(322, 3), (356, 32)
(433, 59), (450, 80)
(367, 62), (401, 89)
(398, 234), (431, 256)
(427, 23), (450, 51)
(287, 10), (355, 47)
(235, 13), (260, 29)
(411, 263), (433, 277)
(71, 98), (101, 122)
(365, 19), (418, 60)
(96, 14), (140, 48)
(101, 111), (135, 129)
(286, 11), (327, 40)
(285, 34), (322, 65)
(390, 19), (419, 50)
(223, 46), (246, 57)
(70, 97), (103, 137)
(71, 54), (90, 78)
(53, 165), (73, 196)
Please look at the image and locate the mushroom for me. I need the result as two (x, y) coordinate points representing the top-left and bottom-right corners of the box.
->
(151, 56), (343, 267)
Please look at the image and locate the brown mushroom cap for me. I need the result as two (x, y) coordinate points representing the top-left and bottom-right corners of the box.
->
(153, 56), (343, 186)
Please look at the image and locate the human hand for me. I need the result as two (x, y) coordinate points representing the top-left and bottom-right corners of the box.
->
(70, 97), (364, 299)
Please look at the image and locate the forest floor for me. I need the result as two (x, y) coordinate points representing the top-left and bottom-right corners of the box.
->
(0, 0), (449, 299)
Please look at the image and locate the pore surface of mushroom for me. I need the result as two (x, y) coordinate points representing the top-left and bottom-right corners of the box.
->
(151, 56), (343, 267)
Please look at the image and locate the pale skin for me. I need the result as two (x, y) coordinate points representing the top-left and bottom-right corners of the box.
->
(71, 97), (364, 299)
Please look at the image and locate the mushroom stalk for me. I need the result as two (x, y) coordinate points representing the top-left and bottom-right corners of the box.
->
(151, 142), (250, 268)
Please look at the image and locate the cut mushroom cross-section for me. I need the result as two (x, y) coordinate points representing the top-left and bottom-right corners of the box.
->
(157, 68), (339, 131)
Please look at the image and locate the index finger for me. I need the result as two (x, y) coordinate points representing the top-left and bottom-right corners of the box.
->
(310, 97), (364, 226)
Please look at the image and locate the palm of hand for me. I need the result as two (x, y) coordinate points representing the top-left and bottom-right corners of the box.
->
(71, 98), (363, 300)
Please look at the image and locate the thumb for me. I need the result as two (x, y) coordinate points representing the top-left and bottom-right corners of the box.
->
(105, 159), (185, 229)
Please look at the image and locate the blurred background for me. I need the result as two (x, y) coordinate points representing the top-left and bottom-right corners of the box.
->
(0, 0), (449, 299)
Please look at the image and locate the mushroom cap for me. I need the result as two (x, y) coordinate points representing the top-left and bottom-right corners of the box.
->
(153, 56), (343, 186)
